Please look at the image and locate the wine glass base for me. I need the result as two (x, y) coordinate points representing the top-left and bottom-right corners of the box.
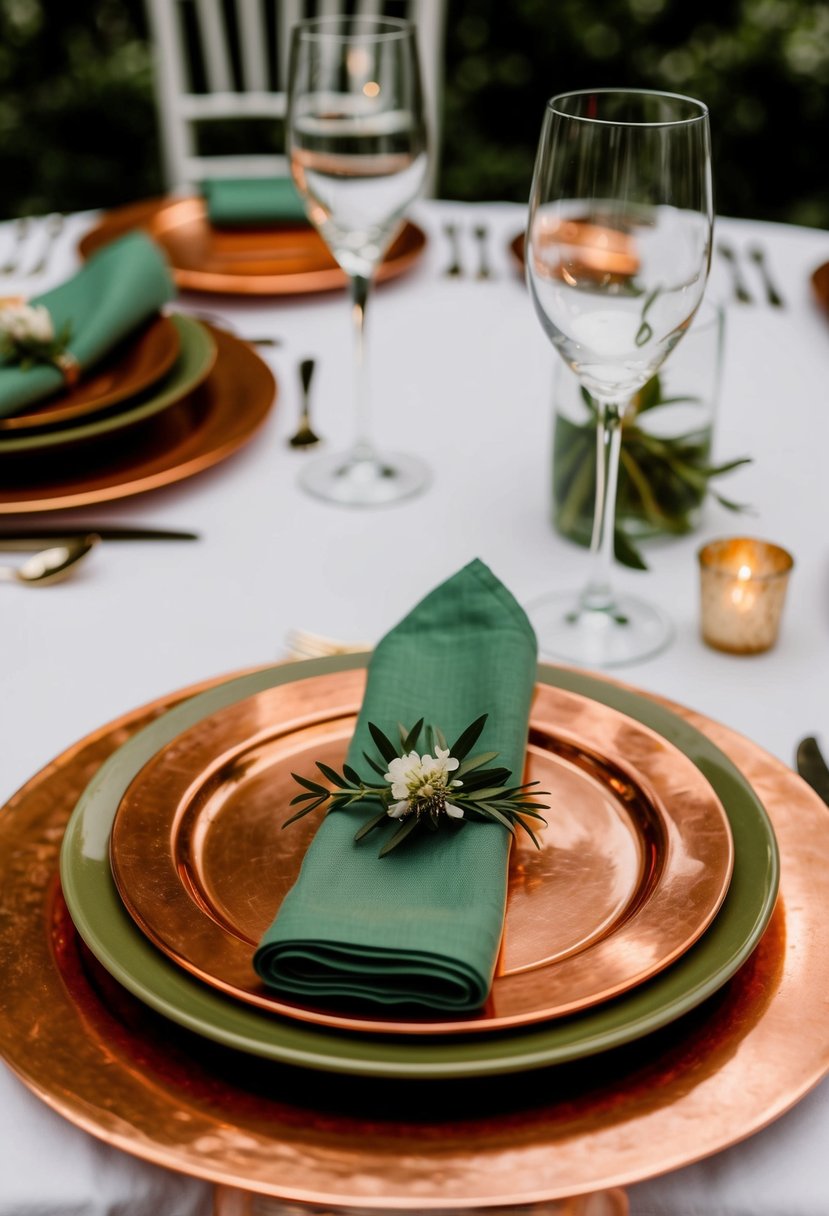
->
(298, 449), (430, 507)
(527, 590), (673, 668)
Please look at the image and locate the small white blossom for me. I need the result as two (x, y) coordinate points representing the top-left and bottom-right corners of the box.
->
(445, 803), (464, 819)
(0, 302), (54, 346)
(384, 743), (462, 819)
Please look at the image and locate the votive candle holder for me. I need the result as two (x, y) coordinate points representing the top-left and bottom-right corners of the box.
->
(698, 537), (794, 654)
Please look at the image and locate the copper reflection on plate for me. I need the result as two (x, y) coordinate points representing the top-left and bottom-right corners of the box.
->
(0, 314), (180, 432)
(77, 196), (427, 296)
(0, 325), (275, 513)
(109, 673), (733, 1035)
(1, 668), (828, 1206)
(511, 219), (640, 284)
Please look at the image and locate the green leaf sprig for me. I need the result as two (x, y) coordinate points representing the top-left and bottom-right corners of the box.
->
(553, 378), (752, 570)
(285, 714), (549, 857)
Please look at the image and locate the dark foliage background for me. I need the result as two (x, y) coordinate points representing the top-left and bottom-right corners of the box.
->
(1, 0), (827, 227)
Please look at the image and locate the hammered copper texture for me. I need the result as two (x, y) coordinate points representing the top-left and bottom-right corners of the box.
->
(0, 325), (275, 513)
(0, 666), (827, 1207)
(77, 197), (427, 296)
(109, 676), (734, 1033)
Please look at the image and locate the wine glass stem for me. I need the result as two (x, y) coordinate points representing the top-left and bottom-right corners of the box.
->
(350, 272), (375, 462)
(582, 398), (625, 613)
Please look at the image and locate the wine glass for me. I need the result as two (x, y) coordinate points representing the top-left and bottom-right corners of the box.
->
(526, 89), (713, 666)
(286, 15), (430, 506)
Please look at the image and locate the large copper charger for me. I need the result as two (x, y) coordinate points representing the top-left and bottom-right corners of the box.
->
(0, 658), (826, 1207)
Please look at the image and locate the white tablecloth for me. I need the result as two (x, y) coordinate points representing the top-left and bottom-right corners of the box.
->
(1, 200), (828, 1215)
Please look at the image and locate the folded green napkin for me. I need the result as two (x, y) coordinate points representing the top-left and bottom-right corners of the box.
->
(254, 559), (538, 1012)
(0, 231), (174, 419)
(201, 177), (309, 228)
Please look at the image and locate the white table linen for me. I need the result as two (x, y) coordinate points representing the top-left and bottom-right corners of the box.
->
(1, 200), (827, 1215)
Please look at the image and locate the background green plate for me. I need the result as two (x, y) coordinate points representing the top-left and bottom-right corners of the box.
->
(59, 656), (779, 1079)
(0, 314), (215, 453)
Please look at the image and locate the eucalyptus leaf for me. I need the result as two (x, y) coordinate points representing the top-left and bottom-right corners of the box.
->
(368, 722), (399, 764)
(553, 378), (752, 571)
(378, 813), (420, 857)
(449, 714), (488, 761)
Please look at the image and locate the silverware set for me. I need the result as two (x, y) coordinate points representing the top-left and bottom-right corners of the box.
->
(0, 527), (200, 587)
(0, 534), (99, 587)
(0, 212), (65, 280)
(285, 627), (368, 659)
(288, 358), (321, 448)
(442, 221), (496, 280)
(716, 239), (785, 307)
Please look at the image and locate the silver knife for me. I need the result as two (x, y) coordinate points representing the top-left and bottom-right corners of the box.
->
(795, 736), (829, 806)
(0, 527), (200, 548)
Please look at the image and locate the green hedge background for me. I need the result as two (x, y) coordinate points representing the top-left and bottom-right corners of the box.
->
(1, 0), (827, 227)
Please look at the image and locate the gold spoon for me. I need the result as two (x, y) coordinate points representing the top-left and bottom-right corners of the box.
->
(0, 534), (98, 586)
(288, 358), (321, 448)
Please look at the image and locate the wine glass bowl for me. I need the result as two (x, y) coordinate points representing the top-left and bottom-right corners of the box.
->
(287, 15), (430, 506)
(526, 89), (713, 666)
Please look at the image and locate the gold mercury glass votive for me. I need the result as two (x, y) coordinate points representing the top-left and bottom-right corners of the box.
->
(698, 537), (794, 654)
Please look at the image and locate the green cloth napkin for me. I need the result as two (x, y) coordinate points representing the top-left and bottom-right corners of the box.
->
(201, 177), (309, 227)
(0, 231), (174, 419)
(254, 559), (538, 1012)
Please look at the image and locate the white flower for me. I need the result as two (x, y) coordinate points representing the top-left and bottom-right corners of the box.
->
(0, 302), (54, 346)
(384, 743), (462, 819)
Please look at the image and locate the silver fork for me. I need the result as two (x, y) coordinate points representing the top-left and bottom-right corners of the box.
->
(717, 240), (753, 305)
(285, 628), (369, 659)
(442, 222), (463, 278)
(747, 245), (785, 308)
(30, 213), (65, 277)
(0, 217), (31, 276)
(473, 224), (493, 280)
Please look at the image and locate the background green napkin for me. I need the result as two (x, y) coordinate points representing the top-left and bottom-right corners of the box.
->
(201, 177), (309, 227)
(254, 559), (538, 1012)
(0, 231), (174, 419)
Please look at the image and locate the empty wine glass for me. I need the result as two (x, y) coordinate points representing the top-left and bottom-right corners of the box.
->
(287, 15), (430, 505)
(526, 88), (713, 666)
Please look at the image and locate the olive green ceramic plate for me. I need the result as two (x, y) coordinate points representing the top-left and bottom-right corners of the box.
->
(59, 656), (779, 1079)
(0, 315), (215, 453)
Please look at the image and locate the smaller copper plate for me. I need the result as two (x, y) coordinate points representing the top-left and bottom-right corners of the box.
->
(78, 196), (427, 296)
(0, 325), (276, 513)
(110, 675), (733, 1035)
(0, 314), (180, 432)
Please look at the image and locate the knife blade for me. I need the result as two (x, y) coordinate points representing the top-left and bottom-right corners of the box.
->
(0, 526), (200, 547)
(795, 735), (829, 806)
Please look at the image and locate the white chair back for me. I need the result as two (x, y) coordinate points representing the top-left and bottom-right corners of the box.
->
(145, 0), (446, 195)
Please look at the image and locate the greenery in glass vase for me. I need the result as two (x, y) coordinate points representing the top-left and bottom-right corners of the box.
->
(552, 378), (751, 570)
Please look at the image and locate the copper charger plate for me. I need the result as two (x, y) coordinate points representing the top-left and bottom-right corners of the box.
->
(0, 325), (275, 513)
(0, 314), (180, 432)
(78, 196), (427, 296)
(109, 674), (734, 1035)
(0, 663), (827, 1207)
